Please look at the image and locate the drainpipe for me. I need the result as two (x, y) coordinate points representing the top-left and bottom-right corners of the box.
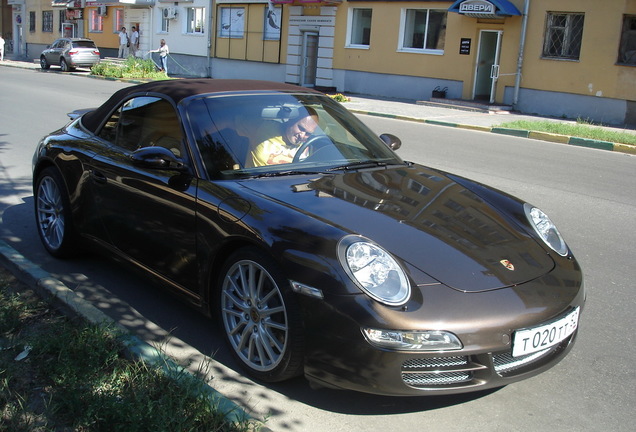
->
(207, 3), (213, 77)
(512, 0), (530, 110)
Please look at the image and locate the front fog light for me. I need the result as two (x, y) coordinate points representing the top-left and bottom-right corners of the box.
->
(362, 328), (463, 351)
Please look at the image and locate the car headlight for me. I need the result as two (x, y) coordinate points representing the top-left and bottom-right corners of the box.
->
(338, 236), (410, 306)
(362, 328), (463, 351)
(524, 204), (568, 256)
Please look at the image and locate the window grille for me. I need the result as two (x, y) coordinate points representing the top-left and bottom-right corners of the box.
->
(543, 13), (585, 60)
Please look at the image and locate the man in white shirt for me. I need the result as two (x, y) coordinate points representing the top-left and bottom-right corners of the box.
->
(129, 26), (139, 57)
(118, 27), (128, 58)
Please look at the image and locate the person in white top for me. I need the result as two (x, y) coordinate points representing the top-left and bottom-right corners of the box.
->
(129, 26), (139, 57)
(150, 39), (169, 74)
(118, 27), (128, 58)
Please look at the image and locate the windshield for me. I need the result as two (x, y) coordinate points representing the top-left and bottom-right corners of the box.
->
(184, 93), (404, 179)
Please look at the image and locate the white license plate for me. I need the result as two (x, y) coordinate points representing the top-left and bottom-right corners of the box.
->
(512, 307), (580, 357)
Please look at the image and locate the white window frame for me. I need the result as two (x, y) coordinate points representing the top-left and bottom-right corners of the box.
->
(89, 10), (103, 33)
(398, 8), (446, 55)
(346, 8), (372, 49)
(114, 8), (124, 34)
(185, 7), (205, 35)
(159, 8), (171, 33)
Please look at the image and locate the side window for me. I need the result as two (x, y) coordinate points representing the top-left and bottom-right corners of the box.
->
(618, 15), (636, 66)
(99, 97), (184, 156)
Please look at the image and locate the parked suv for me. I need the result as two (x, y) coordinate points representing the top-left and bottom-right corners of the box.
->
(40, 38), (100, 72)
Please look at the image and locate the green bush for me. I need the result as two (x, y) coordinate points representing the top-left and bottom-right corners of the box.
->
(91, 57), (170, 80)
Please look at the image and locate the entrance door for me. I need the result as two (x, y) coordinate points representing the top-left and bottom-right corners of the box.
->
(473, 30), (503, 103)
(301, 32), (319, 87)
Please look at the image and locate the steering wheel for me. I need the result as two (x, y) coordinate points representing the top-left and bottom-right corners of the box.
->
(292, 135), (333, 163)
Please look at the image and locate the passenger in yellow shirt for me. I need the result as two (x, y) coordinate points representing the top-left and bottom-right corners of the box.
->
(250, 108), (319, 167)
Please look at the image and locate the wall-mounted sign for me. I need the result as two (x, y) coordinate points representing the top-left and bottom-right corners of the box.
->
(448, 0), (521, 19)
(459, 0), (495, 15)
(460, 38), (471, 55)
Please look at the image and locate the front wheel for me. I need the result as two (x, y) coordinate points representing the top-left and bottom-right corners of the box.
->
(34, 167), (79, 258)
(40, 56), (50, 70)
(218, 247), (304, 382)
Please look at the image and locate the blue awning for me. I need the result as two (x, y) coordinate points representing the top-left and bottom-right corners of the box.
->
(448, 0), (521, 18)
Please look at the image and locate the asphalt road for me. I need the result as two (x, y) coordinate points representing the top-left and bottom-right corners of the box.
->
(1, 67), (635, 432)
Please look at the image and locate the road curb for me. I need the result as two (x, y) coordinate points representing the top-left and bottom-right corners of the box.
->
(0, 238), (265, 430)
(3, 60), (634, 155)
(349, 107), (635, 155)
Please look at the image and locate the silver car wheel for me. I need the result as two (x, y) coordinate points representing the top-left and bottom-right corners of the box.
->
(221, 259), (289, 373)
(36, 176), (65, 251)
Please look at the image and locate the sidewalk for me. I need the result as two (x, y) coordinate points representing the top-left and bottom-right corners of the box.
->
(2, 57), (635, 155)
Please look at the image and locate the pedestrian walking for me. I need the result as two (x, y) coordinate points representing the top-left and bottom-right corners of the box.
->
(130, 26), (139, 57)
(150, 39), (169, 74)
(0, 36), (5, 61)
(118, 27), (128, 58)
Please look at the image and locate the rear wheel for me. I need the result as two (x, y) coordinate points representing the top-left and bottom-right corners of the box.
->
(40, 56), (50, 70)
(218, 247), (304, 382)
(60, 58), (69, 72)
(34, 167), (79, 258)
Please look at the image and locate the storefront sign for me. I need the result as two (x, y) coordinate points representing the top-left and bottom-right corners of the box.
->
(65, 9), (82, 19)
(459, 0), (495, 15)
(449, 0), (521, 18)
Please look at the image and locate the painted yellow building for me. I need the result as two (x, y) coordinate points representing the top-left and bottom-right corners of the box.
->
(4, 0), (635, 125)
(211, 0), (635, 125)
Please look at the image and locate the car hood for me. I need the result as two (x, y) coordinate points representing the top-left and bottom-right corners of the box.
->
(239, 164), (554, 292)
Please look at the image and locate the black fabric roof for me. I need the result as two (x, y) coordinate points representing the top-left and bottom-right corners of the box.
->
(81, 79), (319, 134)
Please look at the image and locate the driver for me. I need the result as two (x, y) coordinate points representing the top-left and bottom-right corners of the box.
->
(250, 107), (319, 167)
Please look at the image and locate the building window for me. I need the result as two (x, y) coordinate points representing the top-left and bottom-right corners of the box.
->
(618, 15), (636, 66)
(218, 7), (245, 39)
(29, 11), (36, 33)
(160, 9), (171, 33)
(399, 9), (446, 54)
(186, 7), (205, 34)
(58, 10), (65, 33)
(264, 6), (281, 41)
(347, 8), (372, 48)
(42, 11), (53, 33)
(89, 10), (103, 33)
(543, 12), (585, 60)
(114, 9), (124, 33)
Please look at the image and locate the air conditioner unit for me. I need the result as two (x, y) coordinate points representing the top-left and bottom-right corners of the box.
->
(97, 5), (107, 17)
(163, 7), (178, 20)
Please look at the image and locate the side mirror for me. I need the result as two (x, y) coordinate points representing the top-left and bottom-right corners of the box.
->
(130, 146), (186, 171)
(379, 133), (402, 151)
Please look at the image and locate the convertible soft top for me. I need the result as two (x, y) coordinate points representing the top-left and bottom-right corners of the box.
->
(81, 79), (320, 133)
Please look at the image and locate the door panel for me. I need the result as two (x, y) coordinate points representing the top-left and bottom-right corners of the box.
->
(90, 96), (199, 292)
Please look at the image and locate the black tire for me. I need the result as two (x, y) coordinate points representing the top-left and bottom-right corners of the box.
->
(218, 247), (304, 382)
(40, 56), (50, 70)
(60, 58), (69, 72)
(34, 167), (79, 258)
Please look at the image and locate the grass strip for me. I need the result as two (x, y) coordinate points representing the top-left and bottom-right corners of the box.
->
(0, 270), (261, 432)
(498, 119), (636, 146)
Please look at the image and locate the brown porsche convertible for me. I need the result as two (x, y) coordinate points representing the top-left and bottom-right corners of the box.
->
(33, 79), (584, 396)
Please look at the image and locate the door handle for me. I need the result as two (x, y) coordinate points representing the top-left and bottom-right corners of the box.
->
(90, 170), (107, 184)
(490, 65), (500, 79)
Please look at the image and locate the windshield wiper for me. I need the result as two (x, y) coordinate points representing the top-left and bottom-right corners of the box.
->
(326, 160), (398, 172)
(248, 170), (329, 178)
